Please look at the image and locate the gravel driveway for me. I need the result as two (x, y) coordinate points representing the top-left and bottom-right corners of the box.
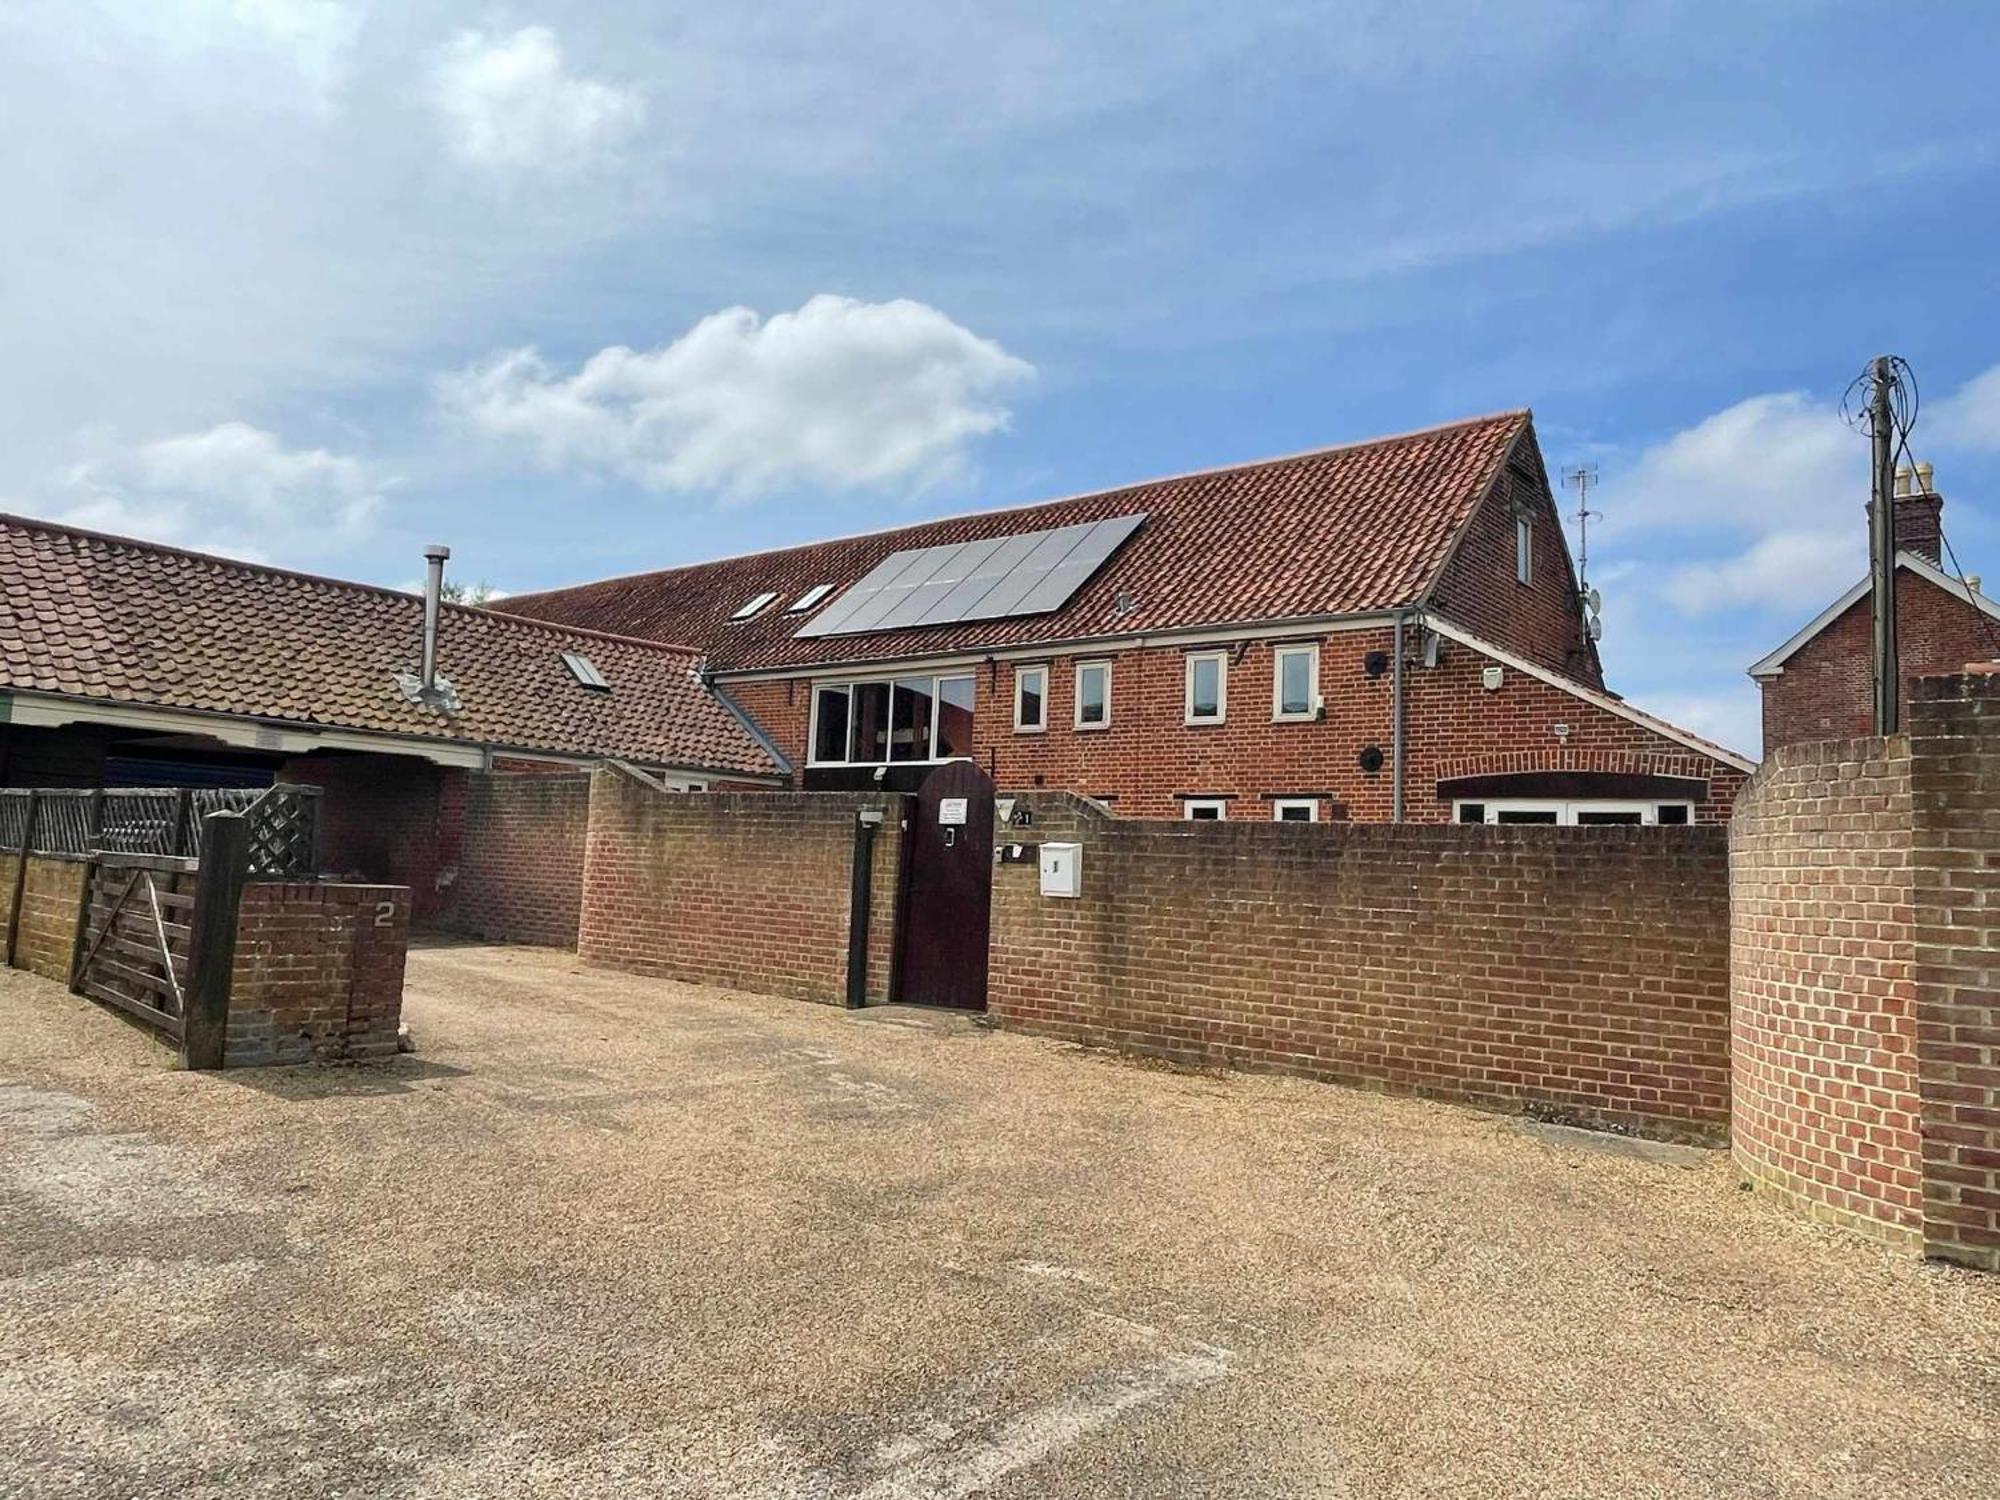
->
(2, 941), (1995, 1498)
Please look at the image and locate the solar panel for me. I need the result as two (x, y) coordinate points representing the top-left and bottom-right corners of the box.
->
(793, 513), (1145, 639)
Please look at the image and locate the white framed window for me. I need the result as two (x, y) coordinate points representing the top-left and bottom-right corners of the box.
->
(1454, 799), (1694, 826)
(1184, 650), (1227, 725)
(808, 673), (975, 766)
(1183, 799), (1228, 821)
(1014, 665), (1047, 733)
(732, 591), (779, 620)
(1515, 515), (1533, 585)
(1271, 798), (1318, 822)
(786, 583), (836, 613)
(1075, 659), (1112, 729)
(1272, 643), (1319, 721)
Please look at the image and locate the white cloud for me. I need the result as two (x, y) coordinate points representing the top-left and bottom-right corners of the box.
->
(432, 26), (643, 171)
(1928, 362), (2000, 452)
(440, 294), (1035, 499)
(85, 0), (363, 100)
(1661, 527), (1861, 616)
(1606, 391), (1864, 537)
(40, 422), (389, 561)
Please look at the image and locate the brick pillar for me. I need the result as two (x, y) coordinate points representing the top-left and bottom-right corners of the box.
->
(1908, 667), (2000, 1270)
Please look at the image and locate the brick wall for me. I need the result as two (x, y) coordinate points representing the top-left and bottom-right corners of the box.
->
(1728, 736), (1922, 1248)
(727, 625), (1746, 823)
(280, 752), (465, 921)
(579, 770), (902, 1005)
(224, 882), (409, 1067)
(1907, 670), (2000, 1270)
(988, 794), (1732, 1141)
(1761, 572), (2000, 752)
(4, 854), (86, 982)
(439, 772), (590, 947)
(1729, 669), (2000, 1270)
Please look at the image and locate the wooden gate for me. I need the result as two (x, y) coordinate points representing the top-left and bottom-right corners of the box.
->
(66, 813), (249, 1067)
(70, 854), (198, 1043)
(894, 761), (995, 1011)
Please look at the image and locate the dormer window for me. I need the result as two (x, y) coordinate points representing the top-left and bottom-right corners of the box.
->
(788, 584), (836, 613)
(731, 591), (778, 620)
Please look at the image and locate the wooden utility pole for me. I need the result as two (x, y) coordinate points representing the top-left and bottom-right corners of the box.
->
(1867, 356), (1900, 735)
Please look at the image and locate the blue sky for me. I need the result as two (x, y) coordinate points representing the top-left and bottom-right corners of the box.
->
(5, 2), (1999, 755)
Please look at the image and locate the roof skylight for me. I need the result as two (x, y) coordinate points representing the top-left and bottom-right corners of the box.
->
(561, 651), (609, 690)
(731, 591), (779, 621)
(787, 583), (836, 613)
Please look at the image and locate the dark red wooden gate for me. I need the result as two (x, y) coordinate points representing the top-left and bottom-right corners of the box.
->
(895, 761), (995, 1011)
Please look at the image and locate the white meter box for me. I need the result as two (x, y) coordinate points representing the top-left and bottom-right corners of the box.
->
(1038, 842), (1082, 898)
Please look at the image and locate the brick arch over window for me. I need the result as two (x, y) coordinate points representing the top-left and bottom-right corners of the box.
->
(1432, 748), (1715, 798)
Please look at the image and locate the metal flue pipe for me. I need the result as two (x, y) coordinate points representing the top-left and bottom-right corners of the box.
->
(421, 544), (450, 695)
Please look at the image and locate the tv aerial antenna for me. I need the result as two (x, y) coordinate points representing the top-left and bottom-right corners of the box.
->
(1563, 464), (1604, 641)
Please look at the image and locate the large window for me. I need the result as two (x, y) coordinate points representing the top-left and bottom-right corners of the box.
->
(1185, 651), (1227, 725)
(1455, 800), (1693, 826)
(1075, 660), (1111, 729)
(1014, 665), (1047, 733)
(1272, 644), (1318, 720)
(810, 674), (975, 765)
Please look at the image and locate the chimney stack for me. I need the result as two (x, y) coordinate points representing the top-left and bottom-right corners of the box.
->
(1894, 462), (1943, 565)
(421, 544), (450, 694)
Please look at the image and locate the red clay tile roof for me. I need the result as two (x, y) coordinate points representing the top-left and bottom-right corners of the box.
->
(499, 411), (1532, 672)
(0, 515), (778, 776)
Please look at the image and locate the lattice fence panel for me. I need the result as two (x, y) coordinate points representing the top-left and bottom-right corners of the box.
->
(2, 784), (318, 873)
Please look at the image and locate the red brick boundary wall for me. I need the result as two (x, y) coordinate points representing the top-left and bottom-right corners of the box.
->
(1908, 671), (2000, 1269)
(1730, 670), (2000, 1270)
(441, 772), (590, 947)
(1728, 737), (1921, 1247)
(580, 771), (902, 1005)
(224, 883), (410, 1067)
(5, 854), (87, 982)
(989, 794), (1732, 1141)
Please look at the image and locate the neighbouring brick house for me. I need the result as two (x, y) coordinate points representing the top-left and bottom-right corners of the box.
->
(1750, 465), (2000, 752)
(0, 515), (782, 921)
(504, 411), (1753, 823)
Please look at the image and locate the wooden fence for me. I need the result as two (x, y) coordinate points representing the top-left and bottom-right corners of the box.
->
(0, 784), (321, 876)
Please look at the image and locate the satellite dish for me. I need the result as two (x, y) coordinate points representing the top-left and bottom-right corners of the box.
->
(1586, 586), (1602, 614)
(1588, 616), (1603, 641)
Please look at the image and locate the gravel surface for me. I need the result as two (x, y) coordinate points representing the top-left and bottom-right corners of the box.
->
(2, 941), (1995, 1498)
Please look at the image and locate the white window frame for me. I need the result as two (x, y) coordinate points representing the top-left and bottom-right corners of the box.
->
(1182, 799), (1228, 821)
(1075, 659), (1112, 730)
(1515, 515), (1533, 585)
(1271, 798), (1318, 822)
(1271, 643), (1319, 721)
(1013, 664), (1048, 733)
(1184, 650), (1227, 726)
(806, 673), (976, 767)
(1453, 799), (1695, 826)
(732, 590), (779, 620)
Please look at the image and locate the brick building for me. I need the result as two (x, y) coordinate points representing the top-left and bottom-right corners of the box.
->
(506, 411), (1752, 823)
(1750, 465), (2000, 752)
(0, 515), (781, 917)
